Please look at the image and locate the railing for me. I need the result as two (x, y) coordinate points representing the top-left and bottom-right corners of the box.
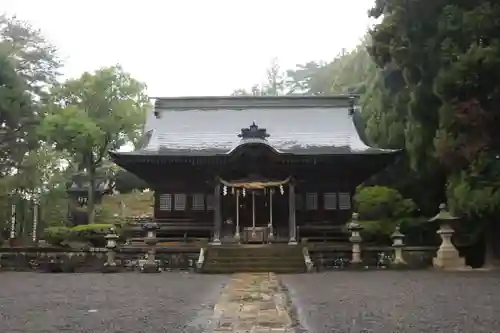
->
(196, 247), (205, 270)
(302, 246), (314, 272)
(296, 224), (346, 241)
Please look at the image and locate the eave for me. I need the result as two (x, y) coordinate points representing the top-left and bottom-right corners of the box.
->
(109, 148), (402, 165)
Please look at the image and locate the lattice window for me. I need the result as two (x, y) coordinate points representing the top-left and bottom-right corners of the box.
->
(159, 193), (172, 211)
(174, 193), (187, 211)
(295, 193), (304, 211)
(192, 193), (205, 211)
(305, 192), (318, 210)
(206, 194), (214, 211)
(338, 192), (351, 210)
(324, 193), (337, 210)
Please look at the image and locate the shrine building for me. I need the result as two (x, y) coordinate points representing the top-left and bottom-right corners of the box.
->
(109, 95), (400, 244)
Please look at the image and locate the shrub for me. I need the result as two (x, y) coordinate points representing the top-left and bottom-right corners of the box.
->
(354, 186), (417, 220)
(353, 186), (421, 243)
(43, 226), (71, 246)
(68, 223), (114, 247)
(70, 223), (114, 233)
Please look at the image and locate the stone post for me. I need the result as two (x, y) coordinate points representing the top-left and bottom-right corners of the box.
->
(103, 228), (119, 273)
(430, 203), (467, 270)
(142, 222), (160, 273)
(32, 202), (39, 243)
(391, 226), (406, 266)
(347, 212), (363, 266)
(10, 204), (16, 239)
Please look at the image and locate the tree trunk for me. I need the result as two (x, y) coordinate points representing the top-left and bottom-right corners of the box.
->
(87, 164), (97, 225)
(483, 219), (499, 268)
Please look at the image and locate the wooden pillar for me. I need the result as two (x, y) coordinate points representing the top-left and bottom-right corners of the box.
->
(252, 191), (256, 229)
(269, 189), (274, 239)
(288, 183), (297, 245)
(235, 190), (240, 242)
(213, 183), (222, 245)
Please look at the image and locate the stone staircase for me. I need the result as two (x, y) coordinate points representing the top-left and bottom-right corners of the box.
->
(201, 244), (306, 274)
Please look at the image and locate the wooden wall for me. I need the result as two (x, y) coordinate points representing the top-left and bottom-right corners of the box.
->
(152, 165), (213, 222)
(148, 160), (356, 226)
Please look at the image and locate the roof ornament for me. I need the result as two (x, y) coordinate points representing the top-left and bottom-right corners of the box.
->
(238, 121), (270, 140)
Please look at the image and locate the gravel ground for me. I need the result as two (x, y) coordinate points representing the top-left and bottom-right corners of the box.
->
(281, 270), (500, 333)
(0, 272), (230, 333)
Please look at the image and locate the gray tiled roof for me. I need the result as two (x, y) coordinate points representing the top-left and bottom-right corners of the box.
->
(120, 96), (397, 156)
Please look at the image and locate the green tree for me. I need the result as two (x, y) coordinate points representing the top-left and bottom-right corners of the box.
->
(434, 3), (500, 264)
(40, 66), (149, 224)
(284, 39), (376, 96)
(285, 61), (331, 95)
(366, 0), (448, 209)
(264, 58), (286, 95)
(0, 51), (36, 178)
(0, 14), (60, 97)
(232, 58), (287, 96)
(0, 14), (62, 233)
(366, 0), (500, 264)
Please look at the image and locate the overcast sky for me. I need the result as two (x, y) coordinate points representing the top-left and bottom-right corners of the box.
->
(3, 0), (375, 97)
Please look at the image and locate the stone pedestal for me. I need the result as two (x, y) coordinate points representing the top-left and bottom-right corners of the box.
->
(102, 228), (119, 273)
(233, 230), (241, 243)
(433, 224), (466, 269)
(142, 222), (160, 273)
(267, 222), (274, 244)
(211, 231), (222, 245)
(348, 213), (363, 266)
(391, 227), (407, 266)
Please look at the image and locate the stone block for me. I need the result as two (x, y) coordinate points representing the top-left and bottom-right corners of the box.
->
(433, 247), (467, 270)
(142, 262), (160, 273)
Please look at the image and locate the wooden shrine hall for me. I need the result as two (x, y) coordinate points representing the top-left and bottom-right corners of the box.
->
(110, 95), (400, 244)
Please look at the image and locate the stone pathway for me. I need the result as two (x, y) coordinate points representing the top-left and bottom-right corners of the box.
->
(212, 273), (293, 333)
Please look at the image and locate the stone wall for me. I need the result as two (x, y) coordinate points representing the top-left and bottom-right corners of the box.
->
(309, 245), (437, 270)
(0, 247), (200, 272)
(0, 245), (437, 272)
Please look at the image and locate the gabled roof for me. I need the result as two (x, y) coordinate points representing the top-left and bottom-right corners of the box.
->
(111, 95), (399, 158)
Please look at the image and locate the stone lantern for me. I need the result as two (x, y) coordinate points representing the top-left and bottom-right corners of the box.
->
(347, 212), (363, 265)
(103, 228), (119, 272)
(142, 222), (160, 273)
(429, 203), (467, 270)
(391, 226), (406, 265)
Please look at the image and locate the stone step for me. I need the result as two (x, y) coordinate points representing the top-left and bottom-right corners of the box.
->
(206, 256), (304, 262)
(205, 260), (305, 266)
(202, 266), (305, 273)
(207, 249), (302, 256)
(202, 244), (306, 273)
(204, 260), (305, 267)
(207, 244), (301, 250)
(203, 267), (306, 273)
